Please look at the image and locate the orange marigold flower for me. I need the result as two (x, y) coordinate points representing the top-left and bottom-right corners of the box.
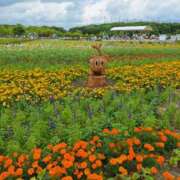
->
(111, 128), (120, 135)
(84, 168), (91, 175)
(136, 154), (143, 163)
(18, 154), (27, 164)
(87, 173), (103, 180)
(133, 138), (141, 145)
(103, 128), (110, 134)
(49, 166), (66, 177)
(137, 163), (142, 172)
(42, 154), (52, 163)
(60, 149), (66, 155)
(117, 154), (127, 164)
(73, 141), (88, 151)
(4, 158), (12, 168)
(92, 163), (97, 169)
(89, 155), (96, 163)
(134, 127), (142, 133)
(62, 160), (73, 169)
(80, 162), (87, 169)
(8, 165), (15, 176)
(164, 129), (172, 135)
(143, 127), (153, 132)
(155, 142), (165, 148)
(144, 144), (154, 151)
(33, 148), (41, 161)
(128, 146), (135, 160)
(92, 136), (99, 142)
(158, 131), (164, 136)
(76, 149), (88, 158)
(162, 171), (175, 180)
(160, 135), (168, 142)
(151, 167), (158, 174)
(61, 176), (73, 180)
(127, 138), (133, 147)
(32, 161), (39, 168)
(77, 171), (83, 179)
(95, 160), (102, 167)
(53, 143), (67, 152)
(15, 168), (23, 176)
(0, 172), (9, 179)
(156, 156), (165, 166)
(64, 153), (74, 162)
(27, 168), (34, 176)
(119, 166), (128, 176)
(109, 158), (118, 166)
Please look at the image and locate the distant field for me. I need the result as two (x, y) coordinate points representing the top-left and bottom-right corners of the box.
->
(0, 39), (180, 69)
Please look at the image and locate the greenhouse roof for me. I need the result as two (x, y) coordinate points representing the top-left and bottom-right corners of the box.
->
(111, 26), (152, 31)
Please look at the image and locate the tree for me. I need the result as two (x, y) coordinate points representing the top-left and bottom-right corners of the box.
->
(13, 24), (25, 36)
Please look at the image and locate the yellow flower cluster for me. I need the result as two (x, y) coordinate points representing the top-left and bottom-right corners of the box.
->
(0, 61), (179, 106)
(108, 61), (180, 92)
(0, 68), (85, 106)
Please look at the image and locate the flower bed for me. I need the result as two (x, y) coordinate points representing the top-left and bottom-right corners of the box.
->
(0, 127), (179, 179)
(0, 61), (180, 106)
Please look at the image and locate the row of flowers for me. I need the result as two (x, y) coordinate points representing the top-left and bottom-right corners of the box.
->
(0, 61), (180, 106)
(0, 127), (179, 179)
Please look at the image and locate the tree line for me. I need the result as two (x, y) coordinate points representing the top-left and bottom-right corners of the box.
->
(70, 22), (180, 36)
(0, 22), (180, 38)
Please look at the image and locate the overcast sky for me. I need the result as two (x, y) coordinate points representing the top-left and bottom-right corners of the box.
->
(0, 0), (180, 29)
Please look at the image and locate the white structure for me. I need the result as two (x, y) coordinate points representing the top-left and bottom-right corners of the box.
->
(176, 34), (180, 41)
(159, 34), (168, 41)
(111, 26), (152, 32)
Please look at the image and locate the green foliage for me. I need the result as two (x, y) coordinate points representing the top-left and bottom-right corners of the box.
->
(0, 88), (179, 155)
(169, 149), (180, 166)
(13, 24), (25, 36)
(70, 22), (180, 35)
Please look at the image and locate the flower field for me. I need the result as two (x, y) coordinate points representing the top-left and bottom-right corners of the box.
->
(0, 61), (179, 106)
(0, 40), (180, 179)
(0, 127), (179, 180)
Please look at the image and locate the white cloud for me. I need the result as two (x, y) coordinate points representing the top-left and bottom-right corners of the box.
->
(0, 1), (74, 27)
(0, 0), (180, 28)
(82, 0), (180, 24)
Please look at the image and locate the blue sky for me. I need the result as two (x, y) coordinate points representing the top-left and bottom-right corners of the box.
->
(0, 0), (180, 29)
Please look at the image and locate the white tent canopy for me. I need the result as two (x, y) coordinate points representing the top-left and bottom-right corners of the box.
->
(111, 26), (152, 32)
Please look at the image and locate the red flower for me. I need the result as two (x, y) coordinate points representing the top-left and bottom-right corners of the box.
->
(144, 144), (154, 151)
(33, 148), (41, 161)
(156, 156), (165, 166)
(162, 171), (175, 180)
(151, 167), (158, 174)
(119, 166), (128, 176)
(27, 168), (34, 176)
(61, 176), (73, 180)
(15, 168), (23, 176)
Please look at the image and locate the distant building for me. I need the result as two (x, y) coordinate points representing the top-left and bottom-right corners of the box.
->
(110, 26), (153, 32)
(170, 35), (177, 42)
(176, 34), (180, 41)
(159, 34), (167, 41)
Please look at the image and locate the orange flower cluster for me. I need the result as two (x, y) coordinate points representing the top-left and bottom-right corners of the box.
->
(0, 127), (179, 180)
